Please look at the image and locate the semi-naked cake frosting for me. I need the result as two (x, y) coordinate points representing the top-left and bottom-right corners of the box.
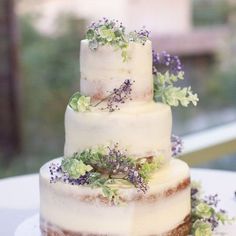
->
(39, 19), (197, 236)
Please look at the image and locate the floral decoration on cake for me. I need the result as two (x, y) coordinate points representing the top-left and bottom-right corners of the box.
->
(191, 181), (235, 236)
(48, 18), (234, 236)
(50, 144), (164, 205)
(69, 79), (133, 112)
(85, 17), (150, 61)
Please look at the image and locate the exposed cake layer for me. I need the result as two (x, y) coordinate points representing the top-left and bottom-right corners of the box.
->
(80, 40), (153, 102)
(40, 158), (191, 236)
(64, 102), (172, 160)
(41, 214), (191, 236)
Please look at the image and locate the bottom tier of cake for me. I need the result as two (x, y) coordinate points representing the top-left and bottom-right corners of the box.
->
(40, 158), (191, 236)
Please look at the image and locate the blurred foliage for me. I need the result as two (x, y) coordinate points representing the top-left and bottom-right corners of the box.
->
(192, 0), (229, 26)
(20, 14), (85, 155)
(1, 6), (236, 178)
(0, 14), (85, 178)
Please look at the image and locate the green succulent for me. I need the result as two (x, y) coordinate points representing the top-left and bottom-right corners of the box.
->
(69, 92), (91, 112)
(61, 158), (93, 179)
(193, 220), (212, 236)
(195, 202), (213, 218)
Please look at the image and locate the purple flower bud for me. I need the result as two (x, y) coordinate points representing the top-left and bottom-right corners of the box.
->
(152, 50), (184, 76)
(171, 135), (183, 157)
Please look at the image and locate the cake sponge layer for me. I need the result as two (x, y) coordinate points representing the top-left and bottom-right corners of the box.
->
(40, 158), (191, 236)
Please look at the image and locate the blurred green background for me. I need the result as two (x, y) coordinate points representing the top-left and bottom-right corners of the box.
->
(0, 0), (236, 178)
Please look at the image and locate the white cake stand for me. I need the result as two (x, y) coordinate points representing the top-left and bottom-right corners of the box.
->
(14, 213), (236, 236)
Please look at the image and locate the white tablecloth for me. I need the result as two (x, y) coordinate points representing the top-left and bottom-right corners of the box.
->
(0, 169), (236, 236)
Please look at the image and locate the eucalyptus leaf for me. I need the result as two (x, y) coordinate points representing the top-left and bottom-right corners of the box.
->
(154, 72), (199, 107)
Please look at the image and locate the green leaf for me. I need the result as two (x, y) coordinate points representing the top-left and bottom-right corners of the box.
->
(86, 29), (95, 40)
(69, 92), (81, 111)
(102, 185), (121, 204)
(216, 212), (236, 225)
(121, 49), (128, 62)
(139, 156), (163, 182)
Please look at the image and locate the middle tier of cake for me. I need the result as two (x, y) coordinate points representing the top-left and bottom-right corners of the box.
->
(64, 102), (172, 161)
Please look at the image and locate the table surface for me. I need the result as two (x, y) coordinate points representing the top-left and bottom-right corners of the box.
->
(0, 168), (236, 236)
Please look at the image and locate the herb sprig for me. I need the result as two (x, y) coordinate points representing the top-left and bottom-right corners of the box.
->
(191, 181), (235, 236)
(86, 18), (150, 61)
(153, 50), (199, 107)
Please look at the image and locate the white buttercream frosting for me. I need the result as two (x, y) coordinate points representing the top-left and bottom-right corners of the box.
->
(64, 101), (172, 161)
(80, 40), (153, 102)
(40, 158), (190, 236)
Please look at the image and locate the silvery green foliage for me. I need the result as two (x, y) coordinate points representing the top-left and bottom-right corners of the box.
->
(85, 18), (150, 62)
(154, 71), (199, 107)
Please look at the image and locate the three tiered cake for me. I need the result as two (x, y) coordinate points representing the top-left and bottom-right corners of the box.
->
(39, 19), (199, 236)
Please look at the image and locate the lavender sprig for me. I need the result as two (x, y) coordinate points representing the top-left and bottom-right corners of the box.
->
(204, 194), (220, 208)
(105, 79), (133, 112)
(171, 135), (183, 157)
(94, 79), (133, 112)
(127, 168), (147, 193)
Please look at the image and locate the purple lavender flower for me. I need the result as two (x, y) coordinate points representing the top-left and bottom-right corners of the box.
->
(204, 194), (220, 208)
(191, 187), (199, 197)
(127, 168), (147, 193)
(105, 79), (133, 112)
(137, 27), (151, 38)
(94, 79), (133, 112)
(152, 50), (183, 76)
(207, 215), (219, 230)
(171, 135), (183, 157)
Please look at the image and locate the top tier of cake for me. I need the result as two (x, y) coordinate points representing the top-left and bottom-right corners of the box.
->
(80, 39), (153, 103)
